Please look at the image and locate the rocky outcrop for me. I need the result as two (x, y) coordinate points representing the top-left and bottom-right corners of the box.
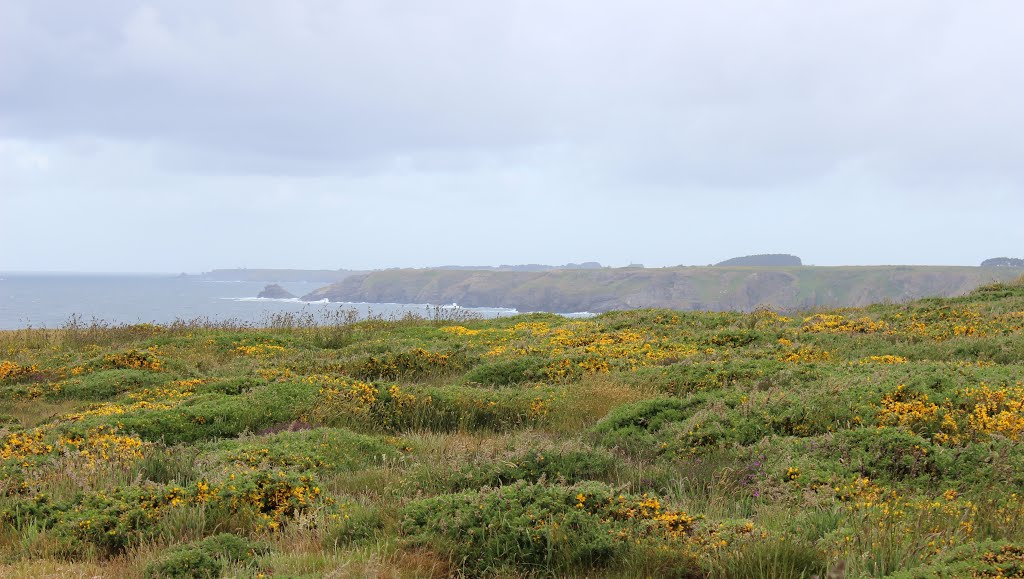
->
(301, 266), (1023, 313)
(715, 254), (803, 267)
(257, 284), (296, 299)
(982, 257), (1024, 267)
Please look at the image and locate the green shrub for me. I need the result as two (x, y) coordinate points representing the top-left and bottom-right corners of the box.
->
(592, 397), (707, 455)
(312, 382), (557, 433)
(1, 472), (322, 556)
(704, 536), (828, 579)
(402, 481), (700, 575)
(701, 329), (761, 348)
(57, 369), (166, 400)
(138, 446), (202, 485)
(622, 360), (796, 395)
(203, 427), (398, 473)
(464, 356), (548, 386)
(144, 533), (271, 578)
(886, 540), (1024, 578)
(145, 546), (222, 578)
(348, 348), (475, 381)
(196, 376), (266, 396)
(439, 447), (618, 491)
(323, 503), (385, 548)
(808, 429), (945, 485)
(67, 381), (319, 444)
(193, 532), (271, 564)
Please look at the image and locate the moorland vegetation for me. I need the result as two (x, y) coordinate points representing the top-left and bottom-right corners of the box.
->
(2, 278), (1024, 577)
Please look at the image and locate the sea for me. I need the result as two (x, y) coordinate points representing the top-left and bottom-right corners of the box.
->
(0, 273), (525, 330)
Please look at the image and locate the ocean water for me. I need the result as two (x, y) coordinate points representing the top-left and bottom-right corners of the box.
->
(0, 274), (519, 330)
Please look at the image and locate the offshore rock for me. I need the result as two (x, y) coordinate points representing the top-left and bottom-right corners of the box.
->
(257, 284), (296, 299)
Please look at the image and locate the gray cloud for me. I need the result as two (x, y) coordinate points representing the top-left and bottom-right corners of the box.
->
(1, 1), (1023, 271)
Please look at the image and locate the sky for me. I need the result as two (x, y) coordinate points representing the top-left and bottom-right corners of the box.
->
(1, 1), (1022, 273)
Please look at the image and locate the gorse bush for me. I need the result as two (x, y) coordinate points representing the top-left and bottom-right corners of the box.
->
(0, 361), (40, 384)
(204, 427), (399, 472)
(322, 503), (385, 548)
(402, 481), (701, 575)
(145, 546), (222, 579)
(1, 470), (324, 556)
(439, 447), (619, 491)
(309, 376), (561, 432)
(30, 369), (167, 401)
(144, 533), (271, 578)
(348, 347), (475, 381)
(621, 359), (813, 396)
(592, 397), (706, 455)
(464, 356), (549, 386)
(2, 280), (1024, 576)
(63, 381), (320, 444)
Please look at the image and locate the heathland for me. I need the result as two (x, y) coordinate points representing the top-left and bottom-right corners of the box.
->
(2, 278), (1024, 577)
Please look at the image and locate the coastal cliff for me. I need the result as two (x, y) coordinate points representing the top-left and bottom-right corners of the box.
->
(301, 266), (1023, 312)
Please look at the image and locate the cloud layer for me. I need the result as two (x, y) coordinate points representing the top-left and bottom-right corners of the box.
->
(2, 1), (1022, 271)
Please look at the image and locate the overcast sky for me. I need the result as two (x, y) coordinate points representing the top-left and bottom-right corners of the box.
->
(1, 1), (1022, 272)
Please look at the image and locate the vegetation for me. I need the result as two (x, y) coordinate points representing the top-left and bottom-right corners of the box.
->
(714, 254), (803, 267)
(302, 265), (1023, 313)
(2, 277), (1024, 577)
(982, 257), (1024, 268)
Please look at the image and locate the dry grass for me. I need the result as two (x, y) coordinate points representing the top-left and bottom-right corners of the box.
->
(0, 398), (85, 428)
(546, 372), (654, 434)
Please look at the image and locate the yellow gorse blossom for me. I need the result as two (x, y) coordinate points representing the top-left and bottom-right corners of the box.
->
(0, 361), (39, 382)
(440, 325), (480, 336)
(234, 343), (287, 357)
(103, 348), (163, 371)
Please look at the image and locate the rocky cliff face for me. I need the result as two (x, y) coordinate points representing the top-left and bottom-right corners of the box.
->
(257, 284), (297, 299)
(301, 267), (1023, 312)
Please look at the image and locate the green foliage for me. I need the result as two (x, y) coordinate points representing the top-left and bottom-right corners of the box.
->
(196, 376), (266, 396)
(4, 488), (168, 557)
(1, 471), (321, 556)
(203, 427), (398, 472)
(57, 369), (167, 400)
(145, 546), (222, 578)
(144, 533), (271, 578)
(322, 503), (385, 548)
(704, 536), (828, 579)
(348, 347), (475, 381)
(464, 356), (548, 386)
(623, 359), (805, 396)
(886, 541), (1024, 578)
(402, 481), (696, 575)
(68, 381), (319, 444)
(437, 447), (618, 491)
(591, 397), (707, 455)
(192, 532), (272, 564)
(138, 446), (202, 485)
(3, 281), (1024, 576)
(312, 381), (559, 433)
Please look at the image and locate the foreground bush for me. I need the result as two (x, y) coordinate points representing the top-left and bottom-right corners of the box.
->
(144, 533), (271, 578)
(402, 481), (702, 575)
(1, 471), (323, 556)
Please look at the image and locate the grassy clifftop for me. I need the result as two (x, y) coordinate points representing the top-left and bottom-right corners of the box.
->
(2, 280), (1024, 576)
(303, 265), (1023, 312)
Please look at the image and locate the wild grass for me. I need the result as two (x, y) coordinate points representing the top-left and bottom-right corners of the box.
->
(2, 280), (1024, 576)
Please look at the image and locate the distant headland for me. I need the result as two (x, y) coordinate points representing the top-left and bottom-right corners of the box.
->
(300, 265), (1021, 313)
